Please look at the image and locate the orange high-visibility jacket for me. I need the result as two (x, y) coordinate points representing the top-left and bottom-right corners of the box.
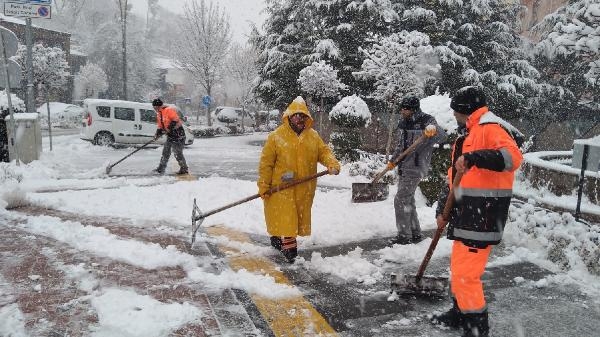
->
(156, 106), (181, 132)
(447, 106), (523, 246)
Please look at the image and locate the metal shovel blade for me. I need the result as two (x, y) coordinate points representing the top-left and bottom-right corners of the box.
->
(390, 273), (448, 296)
(191, 199), (205, 245)
(351, 182), (389, 203)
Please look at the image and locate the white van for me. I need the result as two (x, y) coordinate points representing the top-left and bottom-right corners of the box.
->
(80, 99), (194, 146)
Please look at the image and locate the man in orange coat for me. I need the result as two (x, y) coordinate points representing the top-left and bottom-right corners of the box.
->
(152, 98), (188, 175)
(431, 86), (523, 337)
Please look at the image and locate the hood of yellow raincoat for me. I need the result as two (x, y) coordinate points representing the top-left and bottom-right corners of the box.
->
(282, 96), (313, 129)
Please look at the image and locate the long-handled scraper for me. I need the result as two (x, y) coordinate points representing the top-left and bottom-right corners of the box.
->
(390, 170), (464, 296)
(105, 138), (156, 175)
(191, 170), (329, 245)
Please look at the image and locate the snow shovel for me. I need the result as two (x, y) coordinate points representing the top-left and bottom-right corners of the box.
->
(351, 134), (427, 203)
(105, 138), (156, 175)
(390, 170), (464, 296)
(191, 170), (329, 244)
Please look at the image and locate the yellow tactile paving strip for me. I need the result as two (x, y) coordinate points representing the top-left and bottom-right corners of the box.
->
(206, 226), (339, 337)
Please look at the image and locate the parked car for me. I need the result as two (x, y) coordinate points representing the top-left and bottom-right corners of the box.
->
(37, 102), (85, 129)
(215, 106), (255, 128)
(80, 99), (194, 146)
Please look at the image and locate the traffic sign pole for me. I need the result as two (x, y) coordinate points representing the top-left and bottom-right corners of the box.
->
(26, 18), (34, 114)
(0, 29), (20, 165)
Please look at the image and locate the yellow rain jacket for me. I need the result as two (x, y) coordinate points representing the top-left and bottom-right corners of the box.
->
(258, 97), (340, 237)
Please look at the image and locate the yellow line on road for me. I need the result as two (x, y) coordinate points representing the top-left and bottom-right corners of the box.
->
(175, 174), (198, 181)
(206, 226), (338, 337)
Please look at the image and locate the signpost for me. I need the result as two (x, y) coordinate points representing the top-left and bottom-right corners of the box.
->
(0, 26), (22, 165)
(3, 2), (52, 19)
(202, 95), (212, 124)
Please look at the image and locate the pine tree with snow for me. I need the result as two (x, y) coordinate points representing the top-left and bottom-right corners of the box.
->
(533, 0), (600, 115)
(398, 0), (540, 118)
(307, 0), (399, 95)
(354, 30), (438, 101)
(329, 95), (371, 161)
(298, 60), (346, 131)
(251, 0), (317, 109)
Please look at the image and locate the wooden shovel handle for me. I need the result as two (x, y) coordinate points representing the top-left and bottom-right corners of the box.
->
(372, 134), (428, 184)
(415, 170), (464, 282)
(199, 170), (329, 219)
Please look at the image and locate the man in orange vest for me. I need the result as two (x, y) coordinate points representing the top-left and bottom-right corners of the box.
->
(431, 86), (523, 337)
(152, 98), (188, 175)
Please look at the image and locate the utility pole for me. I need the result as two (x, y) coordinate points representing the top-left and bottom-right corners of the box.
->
(117, 0), (128, 100)
(26, 18), (34, 113)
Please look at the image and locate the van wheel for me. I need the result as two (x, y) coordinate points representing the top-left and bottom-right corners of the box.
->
(94, 132), (114, 146)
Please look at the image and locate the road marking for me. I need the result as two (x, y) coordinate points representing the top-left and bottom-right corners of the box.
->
(206, 226), (338, 337)
(175, 174), (198, 181)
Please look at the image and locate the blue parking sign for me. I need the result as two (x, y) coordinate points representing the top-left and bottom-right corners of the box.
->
(202, 95), (211, 107)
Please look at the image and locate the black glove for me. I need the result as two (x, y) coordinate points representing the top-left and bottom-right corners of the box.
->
(155, 129), (165, 138)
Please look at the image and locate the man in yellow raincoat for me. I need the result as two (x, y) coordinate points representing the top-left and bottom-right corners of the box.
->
(258, 96), (340, 263)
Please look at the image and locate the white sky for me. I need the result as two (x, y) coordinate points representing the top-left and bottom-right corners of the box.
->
(129, 0), (267, 43)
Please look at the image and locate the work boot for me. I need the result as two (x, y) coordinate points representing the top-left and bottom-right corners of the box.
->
(431, 299), (463, 329)
(462, 311), (489, 337)
(176, 168), (189, 175)
(412, 233), (424, 243)
(152, 168), (165, 175)
(281, 237), (297, 263)
(270, 236), (282, 250)
(281, 247), (297, 263)
(389, 235), (412, 245)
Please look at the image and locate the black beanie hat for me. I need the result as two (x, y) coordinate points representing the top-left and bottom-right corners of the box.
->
(152, 98), (163, 107)
(400, 96), (420, 111)
(450, 86), (487, 115)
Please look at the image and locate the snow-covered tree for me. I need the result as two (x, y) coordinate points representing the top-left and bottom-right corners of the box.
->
(251, 0), (317, 109)
(14, 44), (70, 103)
(398, 0), (540, 119)
(298, 60), (346, 131)
(354, 30), (439, 156)
(307, 0), (399, 95)
(533, 0), (600, 114)
(173, 0), (231, 126)
(329, 94), (371, 161)
(227, 43), (259, 133)
(354, 30), (439, 101)
(74, 63), (108, 100)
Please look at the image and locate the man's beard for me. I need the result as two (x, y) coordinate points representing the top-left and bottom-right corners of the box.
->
(289, 120), (305, 134)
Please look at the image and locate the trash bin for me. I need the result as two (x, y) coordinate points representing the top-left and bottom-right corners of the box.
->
(5, 113), (42, 164)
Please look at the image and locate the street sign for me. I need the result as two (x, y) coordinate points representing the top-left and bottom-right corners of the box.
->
(4, 2), (52, 19)
(8, 0), (52, 3)
(0, 26), (18, 57)
(202, 95), (212, 107)
(0, 59), (22, 88)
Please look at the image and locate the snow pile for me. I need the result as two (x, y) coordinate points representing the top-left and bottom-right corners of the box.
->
(0, 91), (25, 113)
(419, 92), (457, 133)
(304, 247), (384, 285)
(90, 288), (202, 337)
(505, 203), (600, 277)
